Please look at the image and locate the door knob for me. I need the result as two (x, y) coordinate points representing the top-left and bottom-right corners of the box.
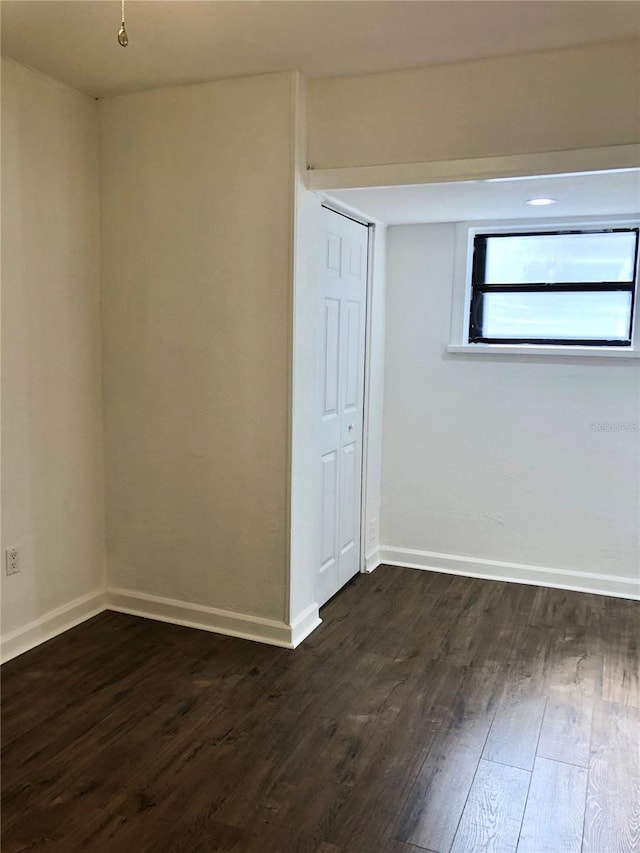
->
(348, 423), (354, 432)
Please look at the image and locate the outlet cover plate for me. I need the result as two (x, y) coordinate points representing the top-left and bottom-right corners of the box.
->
(5, 548), (19, 576)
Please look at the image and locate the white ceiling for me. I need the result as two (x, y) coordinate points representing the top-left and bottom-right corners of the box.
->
(2, 1), (639, 99)
(326, 170), (640, 226)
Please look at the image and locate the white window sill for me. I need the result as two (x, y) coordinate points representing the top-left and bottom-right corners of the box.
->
(447, 344), (640, 359)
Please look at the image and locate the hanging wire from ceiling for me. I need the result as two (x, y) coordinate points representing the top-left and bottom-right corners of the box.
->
(118, 0), (129, 47)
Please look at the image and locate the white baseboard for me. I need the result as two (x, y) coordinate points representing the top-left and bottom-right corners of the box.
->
(1, 589), (107, 664)
(374, 546), (640, 600)
(364, 549), (382, 573)
(1, 585), (322, 664)
(107, 588), (320, 649)
(290, 602), (322, 648)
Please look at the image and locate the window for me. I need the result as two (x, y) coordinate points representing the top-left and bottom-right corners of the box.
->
(468, 228), (639, 346)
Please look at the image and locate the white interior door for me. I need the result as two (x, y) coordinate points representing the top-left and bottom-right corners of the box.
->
(317, 207), (368, 608)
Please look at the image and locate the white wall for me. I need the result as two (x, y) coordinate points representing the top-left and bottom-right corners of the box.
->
(309, 40), (640, 170)
(381, 224), (640, 593)
(99, 73), (296, 624)
(1, 60), (105, 643)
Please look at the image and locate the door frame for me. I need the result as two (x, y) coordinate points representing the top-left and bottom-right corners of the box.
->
(319, 199), (376, 576)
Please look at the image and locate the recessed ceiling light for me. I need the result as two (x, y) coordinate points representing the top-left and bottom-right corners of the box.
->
(526, 197), (557, 206)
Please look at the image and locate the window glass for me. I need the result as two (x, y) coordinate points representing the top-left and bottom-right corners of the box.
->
(483, 232), (637, 284)
(482, 290), (633, 341)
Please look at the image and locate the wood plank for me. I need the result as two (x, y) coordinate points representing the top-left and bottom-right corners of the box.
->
(437, 577), (506, 667)
(537, 624), (598, 767)
(583, 700), (640, 853)
(482, 627), (550, 771)
(517, 757), (588, 853)
(536, 686), (593, 767)
(396, 659), (503, 852)
(528, 586), (589, 629)
(145, 817), (251, 853)
(395, 732), (484, 852)
(450, 759), (530, 853)
(357, 569), (462, 665)
(601, 597), (640, 708)
(318, 670), (449, 851)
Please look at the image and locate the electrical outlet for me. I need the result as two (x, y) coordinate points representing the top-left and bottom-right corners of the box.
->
(5, 547), (20, 576)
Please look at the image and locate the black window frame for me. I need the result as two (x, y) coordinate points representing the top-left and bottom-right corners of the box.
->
(468, 227), (640, 347)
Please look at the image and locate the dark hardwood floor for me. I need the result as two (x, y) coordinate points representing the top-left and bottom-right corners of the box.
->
(2, 565), (639, 853)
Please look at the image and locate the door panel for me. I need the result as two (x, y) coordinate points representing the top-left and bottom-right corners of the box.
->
(340, 441), (357, 552)
(326, 232), (342, 275)
(344, 300), (361, 412)
(322, 298), (340, 417)
(320, 450), (338, 575)
(317, 208), (368, 607)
